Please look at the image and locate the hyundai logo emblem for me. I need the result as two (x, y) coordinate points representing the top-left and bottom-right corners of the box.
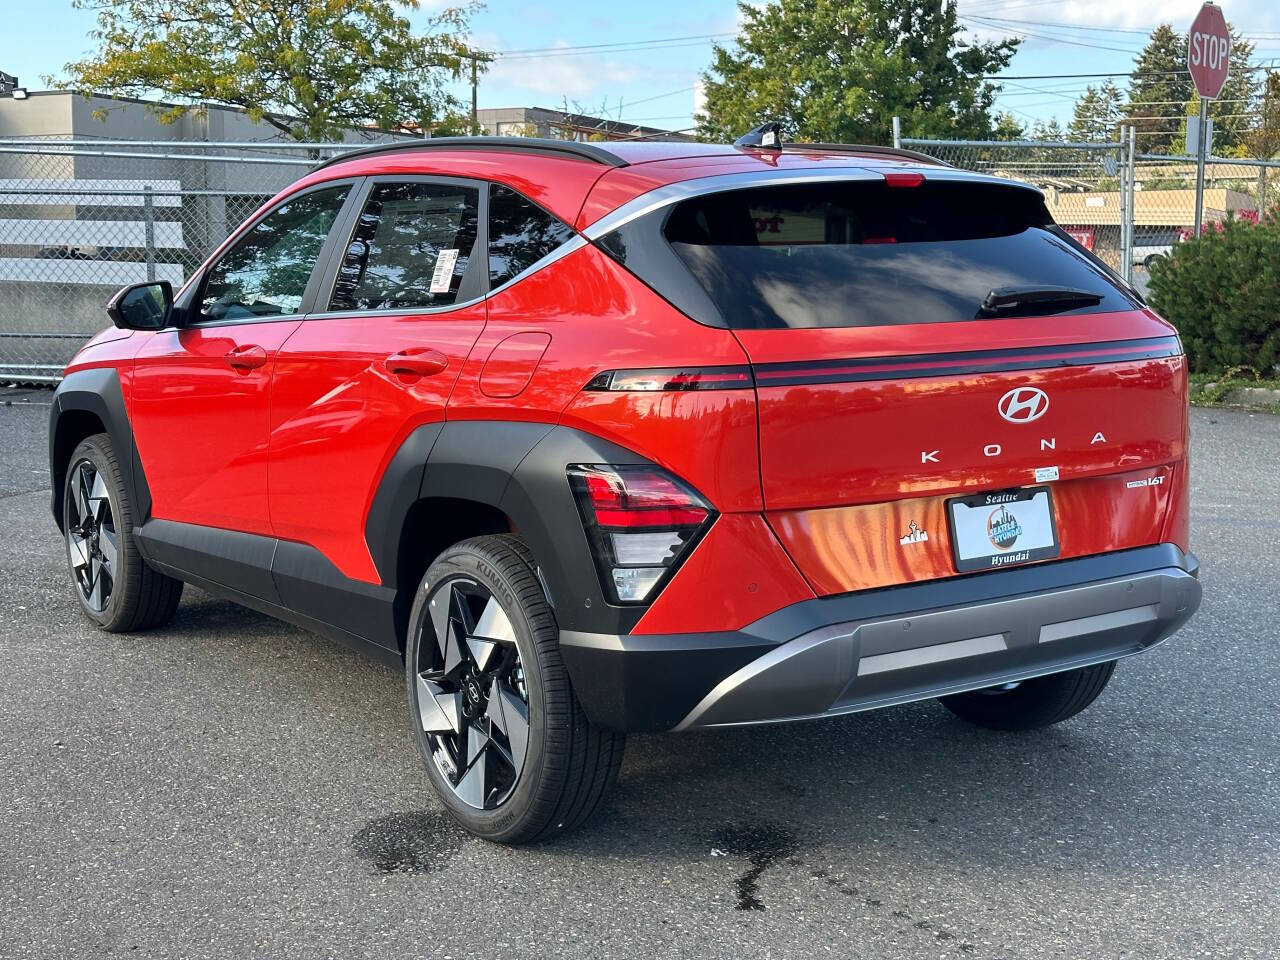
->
(998, 387), (1049, 423)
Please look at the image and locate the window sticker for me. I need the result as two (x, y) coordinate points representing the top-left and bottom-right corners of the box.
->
(430, 248), (459, 293)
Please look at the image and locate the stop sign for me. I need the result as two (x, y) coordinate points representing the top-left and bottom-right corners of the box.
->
(1188, 3), (1230, 99)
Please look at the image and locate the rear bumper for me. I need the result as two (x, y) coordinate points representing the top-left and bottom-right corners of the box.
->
(559, 544), (1201, 732)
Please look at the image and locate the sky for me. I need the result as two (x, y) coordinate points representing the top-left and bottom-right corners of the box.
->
(4, 0), (1280, 136)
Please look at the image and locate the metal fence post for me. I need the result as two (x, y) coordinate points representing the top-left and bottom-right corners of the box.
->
(143, 184), (156, 283)
(1117, 128), (1129, 283)
(1127, 125), (1136, 282)
(892, 116), (901, 150)
(1193, 99), (1208, 238)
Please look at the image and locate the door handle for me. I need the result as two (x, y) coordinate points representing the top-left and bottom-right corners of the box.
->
(225, 344), (268, 371)
(385, 348), (449, 379)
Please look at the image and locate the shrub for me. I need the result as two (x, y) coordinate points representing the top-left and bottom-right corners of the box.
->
(1148, 208), (1280, 374)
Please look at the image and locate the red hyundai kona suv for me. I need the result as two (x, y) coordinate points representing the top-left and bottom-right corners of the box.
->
(50, 136), (1202, 842)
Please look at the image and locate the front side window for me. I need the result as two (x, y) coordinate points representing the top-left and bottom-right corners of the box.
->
(329, 181), (480, 312)
(200, 185), (350, 321)
(488, 184), (575, 288)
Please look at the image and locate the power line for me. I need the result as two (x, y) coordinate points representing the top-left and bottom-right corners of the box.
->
(494, 33), (732, 60)
(984, 65), (1280, 80)
(969, 15), (1280, 42)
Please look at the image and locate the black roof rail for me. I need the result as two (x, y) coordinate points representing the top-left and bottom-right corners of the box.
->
(310, 136), (630, 172)
(779, 142), (951, 167)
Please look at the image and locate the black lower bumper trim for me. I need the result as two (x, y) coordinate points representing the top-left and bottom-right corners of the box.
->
(560, 545), (1201, 732)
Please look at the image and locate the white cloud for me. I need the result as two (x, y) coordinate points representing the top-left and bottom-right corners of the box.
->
(485, 47), (642, 102)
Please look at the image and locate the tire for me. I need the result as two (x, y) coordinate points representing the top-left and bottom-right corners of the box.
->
(938, 661), (1117, 731)
(62, 433), (183, 632)
(405, 534), (625, 843)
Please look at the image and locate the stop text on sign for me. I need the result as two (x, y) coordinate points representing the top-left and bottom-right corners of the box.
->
(1189, 31), (1229, 74)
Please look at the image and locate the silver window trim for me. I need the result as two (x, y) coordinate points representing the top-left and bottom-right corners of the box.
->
(581, 164), (1045, 240)
(307, 234), (587, 321)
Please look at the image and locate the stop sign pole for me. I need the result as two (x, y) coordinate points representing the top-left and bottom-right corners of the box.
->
(1188, 3), (1231, 238)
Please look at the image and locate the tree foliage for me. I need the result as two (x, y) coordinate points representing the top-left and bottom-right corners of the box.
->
(1068, 82), (1125, 143)
(697, 0), (1018, 144)
(1245, 71), (1280, 160)
(59, 0), (482, 140)
(1148, 210), (1280, 373)
(991, 111), (1026, 141)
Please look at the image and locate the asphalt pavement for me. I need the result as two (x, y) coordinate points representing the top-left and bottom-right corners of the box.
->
(2, 396), (1277, 959)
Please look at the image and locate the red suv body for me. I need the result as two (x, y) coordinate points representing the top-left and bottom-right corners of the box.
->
(51, 138), (1201, 841)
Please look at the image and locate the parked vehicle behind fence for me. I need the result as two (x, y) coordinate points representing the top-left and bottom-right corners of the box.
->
(49, 135), (1202, 842)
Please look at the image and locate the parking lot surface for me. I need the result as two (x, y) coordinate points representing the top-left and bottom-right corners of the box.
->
(2, 399), (1277, 959)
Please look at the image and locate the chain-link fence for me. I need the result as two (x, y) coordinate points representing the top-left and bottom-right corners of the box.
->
(0, 138), (375, 382)
(898, 124), (1280, 302)
(5, 133), (1279, 384)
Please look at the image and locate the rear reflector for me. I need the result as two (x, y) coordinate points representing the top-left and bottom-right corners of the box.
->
(585, 366), (753, 392)
(568, 465), (714, 603)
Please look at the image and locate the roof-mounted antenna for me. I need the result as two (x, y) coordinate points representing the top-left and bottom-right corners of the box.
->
(734, 121), (783, 150)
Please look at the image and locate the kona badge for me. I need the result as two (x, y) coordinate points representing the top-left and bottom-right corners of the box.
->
(998, 387), (1049, 423)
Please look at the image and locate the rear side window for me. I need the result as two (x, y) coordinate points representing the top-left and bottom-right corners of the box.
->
(488, 184), (575, 288)
(600, 179), (1137, 329)
(329, 181), (480, 312)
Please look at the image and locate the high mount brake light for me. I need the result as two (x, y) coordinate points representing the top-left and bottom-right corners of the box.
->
(585, 366), (754, 392)
(568, 465), (714, 604)
(883, 172), (925, 188)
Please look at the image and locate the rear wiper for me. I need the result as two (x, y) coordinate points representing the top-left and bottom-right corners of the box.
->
(977, 285), (1104, 319)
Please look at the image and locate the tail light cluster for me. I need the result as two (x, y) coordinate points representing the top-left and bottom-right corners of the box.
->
(567, 464), (714, 604)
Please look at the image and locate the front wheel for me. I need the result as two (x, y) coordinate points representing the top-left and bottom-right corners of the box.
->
(938, 661), (1117, 731)
(405, 535), (625, 843)
(62, 433), (182, 632)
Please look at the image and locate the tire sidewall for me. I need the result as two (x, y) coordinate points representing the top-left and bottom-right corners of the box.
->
(405, 543), (558, 840)
(64, 438), (131, 629)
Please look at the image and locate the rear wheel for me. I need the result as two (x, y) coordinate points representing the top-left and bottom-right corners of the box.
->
(938, 662), (1116, 731)
(63, 434), (182, 632)
(405, 534), (625, 843)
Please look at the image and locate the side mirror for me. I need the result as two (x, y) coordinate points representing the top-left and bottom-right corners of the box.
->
(107, 280), (173, 330)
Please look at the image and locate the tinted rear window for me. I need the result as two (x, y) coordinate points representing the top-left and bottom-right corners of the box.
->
(604, 180), (1136, 329)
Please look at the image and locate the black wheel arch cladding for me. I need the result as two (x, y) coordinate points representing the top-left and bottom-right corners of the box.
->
(49, 367), (152, 532)
(367, 420), (656, 637)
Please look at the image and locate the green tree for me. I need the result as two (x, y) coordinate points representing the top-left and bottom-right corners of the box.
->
(992, 111), (1026, 141)
(1068, 82), (1125, 143)
(697, 0), (1019, 144)
(1125, 24), (1192, 154)
(59, 0), (482, 141)
(1245, 71), (1280, 161)
(1030, 117), (1065, 141)
(1210, 28), (1260, 153)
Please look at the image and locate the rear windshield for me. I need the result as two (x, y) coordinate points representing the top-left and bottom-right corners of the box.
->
(600, 179), (1136, 329)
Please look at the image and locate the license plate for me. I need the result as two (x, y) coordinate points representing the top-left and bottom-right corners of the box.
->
(947, 487), (1059, 573)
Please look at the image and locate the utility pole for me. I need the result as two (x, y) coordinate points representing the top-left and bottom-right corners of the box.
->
(458, 52), (492, 135)
(471, 56), (478, 132)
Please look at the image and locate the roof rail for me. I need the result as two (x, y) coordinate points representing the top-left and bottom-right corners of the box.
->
(780, 142), (950, 167)
(310, 136), (630, 172)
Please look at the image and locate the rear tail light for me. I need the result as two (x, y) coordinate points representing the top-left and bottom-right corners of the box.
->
(568, 464), (715, 604)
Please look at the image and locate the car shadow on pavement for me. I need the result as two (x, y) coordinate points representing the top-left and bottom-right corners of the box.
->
(136, 590), (1245, 914)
